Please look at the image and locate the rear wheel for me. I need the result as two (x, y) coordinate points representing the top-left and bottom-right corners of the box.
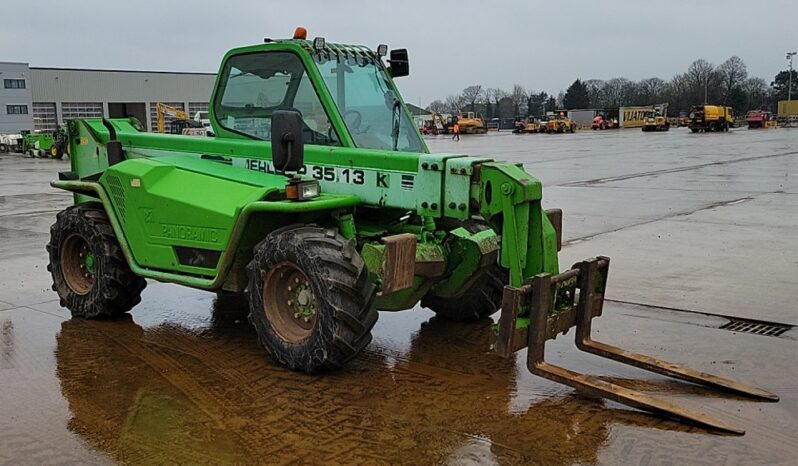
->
(421, 219), (507, 322)
(0, 143), (7, 153)
(48, 203), (146, 318)
(247, 225), (378, 372)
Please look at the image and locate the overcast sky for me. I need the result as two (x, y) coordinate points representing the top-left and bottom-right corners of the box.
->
(1, 1), (795, 106)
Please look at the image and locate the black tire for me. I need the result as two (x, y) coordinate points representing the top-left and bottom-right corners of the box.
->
(421, 219), (507, 322)
(0, 143), (7, 153)
(691, 128), (699, 133)
(47, 203), (146, 318)
(246, 225), (378, 373)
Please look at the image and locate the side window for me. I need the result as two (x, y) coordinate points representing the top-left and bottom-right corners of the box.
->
(215, 52), (338, 145)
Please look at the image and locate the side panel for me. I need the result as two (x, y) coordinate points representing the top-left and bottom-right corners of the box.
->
(99, 158), (272, 276)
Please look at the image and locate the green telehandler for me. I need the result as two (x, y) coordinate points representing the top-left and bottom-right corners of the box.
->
(47, 28), (776, 434)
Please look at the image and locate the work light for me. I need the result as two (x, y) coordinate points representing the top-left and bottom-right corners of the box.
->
(285, 180), (320, 201)
(313, 37), (326, 50)
(377, 44), (388, 57)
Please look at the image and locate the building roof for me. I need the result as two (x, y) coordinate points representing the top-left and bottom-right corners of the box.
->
(406, 102), (431, 116)
(29, 66), (216, 76)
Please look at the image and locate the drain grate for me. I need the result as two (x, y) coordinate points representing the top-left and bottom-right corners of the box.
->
(720, 318), (792, 337)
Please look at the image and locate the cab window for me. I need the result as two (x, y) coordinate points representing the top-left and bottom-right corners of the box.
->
(214, 52), (339, 145)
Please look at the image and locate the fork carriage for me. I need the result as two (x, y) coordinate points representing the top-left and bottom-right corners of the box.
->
(494, 256), (778, 435)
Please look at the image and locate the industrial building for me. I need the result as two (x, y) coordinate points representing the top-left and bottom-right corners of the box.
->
(0, 61), (216, 134)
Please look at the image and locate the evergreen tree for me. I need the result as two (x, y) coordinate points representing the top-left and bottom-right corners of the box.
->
(771, 70), (798, 101)
(545, 96), (557, 112)
(563, 79), (591, 109)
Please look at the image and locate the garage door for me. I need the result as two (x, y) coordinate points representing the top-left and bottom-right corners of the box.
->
(62, 102), (104, 120)
(32, 102), (57, 132)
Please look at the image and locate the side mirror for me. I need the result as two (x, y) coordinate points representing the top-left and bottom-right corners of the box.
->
(271, 109), (304, 172)
(388, 49), (409, 78)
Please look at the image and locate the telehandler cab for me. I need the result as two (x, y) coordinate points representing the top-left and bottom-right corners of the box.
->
(47, 28), (777, 434)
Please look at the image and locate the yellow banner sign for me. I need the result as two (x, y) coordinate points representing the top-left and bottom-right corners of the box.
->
(621, 106), (653, 127)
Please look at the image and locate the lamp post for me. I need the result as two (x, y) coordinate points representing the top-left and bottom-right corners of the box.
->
(787, 52), (796, 101)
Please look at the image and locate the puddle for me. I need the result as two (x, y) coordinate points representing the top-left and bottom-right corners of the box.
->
(50, 293), (696, 464)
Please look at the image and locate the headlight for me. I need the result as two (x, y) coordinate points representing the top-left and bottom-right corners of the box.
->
(299, 181), (320, 200)
(285, 180), (320, 201)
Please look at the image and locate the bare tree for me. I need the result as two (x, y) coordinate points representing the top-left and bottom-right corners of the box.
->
(555, 91), (565, 109)
(603, 78), (632, 107)
(584, 79), (605, 108)
(460, 85), (484, 113)
(718, 56), (748, 103)
(427, 100), (447, 114)
(489, 88), (508, 105)
(444, 95), (463, 114)
(663, 73), (690, 114)
(638, 77), (666, 104)
(685, 59), (720, 104)
(510, 84), (528, 116)
(742, 77), (770, 110)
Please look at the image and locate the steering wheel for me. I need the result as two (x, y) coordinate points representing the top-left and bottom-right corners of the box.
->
(344, 110), (363, 132)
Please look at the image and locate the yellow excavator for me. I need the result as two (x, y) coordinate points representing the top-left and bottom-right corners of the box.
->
(155, 102), (206, 135)
(456, 111), (488, 134)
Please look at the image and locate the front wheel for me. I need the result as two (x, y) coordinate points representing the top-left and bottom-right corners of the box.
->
(48, 203), (147, 318)
(247, 225), (378, 373)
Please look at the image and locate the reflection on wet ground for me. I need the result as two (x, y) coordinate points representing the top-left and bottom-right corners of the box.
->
(53, 295), (673, 465)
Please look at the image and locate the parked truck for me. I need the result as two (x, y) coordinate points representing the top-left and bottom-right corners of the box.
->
(688, 105), (733, 132)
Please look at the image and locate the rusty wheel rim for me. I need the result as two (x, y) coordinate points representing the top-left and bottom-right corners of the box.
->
(61, 233), (95, 295)
(263, 262), (317, 343)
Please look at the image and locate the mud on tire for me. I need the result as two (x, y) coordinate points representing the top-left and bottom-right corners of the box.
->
(246, 225), (378, 373)
(47, 203), (146, 318)
(421, 219), (507, 322)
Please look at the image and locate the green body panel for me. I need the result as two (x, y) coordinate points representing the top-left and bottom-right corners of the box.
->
(428, 227), (499, 299)
(99, 156), (286, 276)
(55, 37), (562, 325)
(23, 133), (54, 151)
(52, 179), (360, 289)
(477, 162), (559, 288)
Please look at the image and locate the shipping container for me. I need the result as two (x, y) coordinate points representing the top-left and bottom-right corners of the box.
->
(567, 109), (599, 127)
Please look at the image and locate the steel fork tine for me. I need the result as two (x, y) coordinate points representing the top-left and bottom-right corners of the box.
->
(574, 259), (778, 402)
(526, 264), (746, 435)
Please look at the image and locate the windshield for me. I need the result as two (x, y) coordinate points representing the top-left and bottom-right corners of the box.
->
(316, 57), (424, 152)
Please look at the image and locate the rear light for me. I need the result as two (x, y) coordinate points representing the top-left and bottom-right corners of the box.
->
(285, 179), (320, 201)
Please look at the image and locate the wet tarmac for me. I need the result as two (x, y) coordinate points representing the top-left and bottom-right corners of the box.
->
(1, 127), (797, 465)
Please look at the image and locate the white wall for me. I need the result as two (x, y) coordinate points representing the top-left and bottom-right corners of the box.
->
(0, 62), (34, 133)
